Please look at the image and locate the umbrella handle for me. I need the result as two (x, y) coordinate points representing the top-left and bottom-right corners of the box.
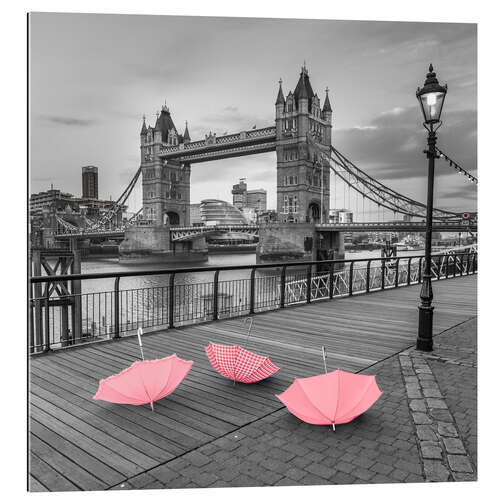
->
(242, 317), (253, 349)
(322, 346), (328, 374)
(137, 327), (145, 361)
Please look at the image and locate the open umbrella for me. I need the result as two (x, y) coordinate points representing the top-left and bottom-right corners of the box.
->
(276, 346), (382, 430)
(205, 318), (280, 383)
(93, 328), (193, 410)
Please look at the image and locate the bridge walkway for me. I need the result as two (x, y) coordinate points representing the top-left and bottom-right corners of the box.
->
(29, 275), (477, 491)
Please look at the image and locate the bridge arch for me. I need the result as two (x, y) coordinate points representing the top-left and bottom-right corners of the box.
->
(165, 211), (180, 226)
(308, 202), (321, 223)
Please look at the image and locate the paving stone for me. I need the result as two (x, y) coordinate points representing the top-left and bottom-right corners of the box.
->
(423, 459), (451, 482)
(370, 462), (394, 475)
(390, 468), (409, 481)
(167, 475), (192, 489)
(335, 460), (356, 474)
(443, 438), (466, 455)
(274, 477), (301, 486)
(420, 442), (442, 460)
(426, 398), (448, 409)
(185, 451), (211, 467)
(305, 462), (335, 480)
(149, 464), (181, 484)
(285, 467), (308, 481)
(437, 421), (458, 437)
(416, 425), (437, 442)
(127, 473), (157, 488)
(289, 456), (313, 469)
(142, 480), (164, 490)
(192, 472), (219, 488)
(447, 454), (473, 473)
(409, 399), (427, 412)
(423, 388), (443, 398)
(352, 467), (376, 481)
(452, 472), (476, 481)
(430, 409), (454, 422)
(412, 412), (432, 425)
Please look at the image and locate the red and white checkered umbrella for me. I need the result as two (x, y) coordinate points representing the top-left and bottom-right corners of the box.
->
(205, 342), (280, 383)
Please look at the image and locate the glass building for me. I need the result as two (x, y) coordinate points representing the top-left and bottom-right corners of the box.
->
(200, 199), (247, 225)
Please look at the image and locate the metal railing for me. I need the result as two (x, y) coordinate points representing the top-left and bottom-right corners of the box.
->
(29, 251), (476, 354)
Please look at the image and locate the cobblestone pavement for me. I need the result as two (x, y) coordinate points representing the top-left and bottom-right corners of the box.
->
(112, 318), (477, 490)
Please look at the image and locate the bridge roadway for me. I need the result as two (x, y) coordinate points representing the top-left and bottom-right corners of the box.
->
(29, 274), (476, 491)
(53, 220), (477, 241)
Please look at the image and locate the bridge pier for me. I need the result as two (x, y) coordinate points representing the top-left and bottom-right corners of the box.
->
(119, 224), (208, 263)
(256, 223), (344, 265)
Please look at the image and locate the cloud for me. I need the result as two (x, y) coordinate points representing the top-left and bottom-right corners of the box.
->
(335, 105), (477, 183)
(39, 114), (97, 127)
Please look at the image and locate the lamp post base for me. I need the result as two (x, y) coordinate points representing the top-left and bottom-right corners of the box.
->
(417, 305), (434, 351)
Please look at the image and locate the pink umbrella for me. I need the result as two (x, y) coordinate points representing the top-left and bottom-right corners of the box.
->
(205, 318), (280, 383)
(276, 347), (382, 430)
(93, 328), (193, 410)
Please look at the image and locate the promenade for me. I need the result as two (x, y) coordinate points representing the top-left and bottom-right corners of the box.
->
(29, 274), (477, 491)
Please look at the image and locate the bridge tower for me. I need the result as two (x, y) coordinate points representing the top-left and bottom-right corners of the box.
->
(275, 65), (332, 223)
(140, 106), (191, 226)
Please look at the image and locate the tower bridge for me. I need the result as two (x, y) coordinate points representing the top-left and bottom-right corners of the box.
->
(47, 64), (476, 264)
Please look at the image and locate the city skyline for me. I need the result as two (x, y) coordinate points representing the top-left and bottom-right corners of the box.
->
(30, 13), (477, 214)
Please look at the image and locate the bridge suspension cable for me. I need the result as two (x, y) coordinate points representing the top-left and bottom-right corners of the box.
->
(307, 136), (473, 221)
(90, 165), (142, 230)
(436, 147), (478, 185)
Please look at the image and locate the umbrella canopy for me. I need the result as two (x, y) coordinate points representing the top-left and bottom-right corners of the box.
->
(276, 369), (382, 429)
(205, 342), (280, 383)
(93, 354), (193, 410)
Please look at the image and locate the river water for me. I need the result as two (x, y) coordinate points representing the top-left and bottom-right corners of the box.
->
(78, 249), (426, 295)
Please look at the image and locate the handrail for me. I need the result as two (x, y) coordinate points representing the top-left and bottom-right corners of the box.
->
(29, 251), (473, 284)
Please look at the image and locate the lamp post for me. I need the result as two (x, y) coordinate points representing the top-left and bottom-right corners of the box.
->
(415, 64), (447, 351)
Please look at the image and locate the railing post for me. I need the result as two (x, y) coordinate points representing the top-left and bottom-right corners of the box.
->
(280, 265), (287, 308)
(113, 277), (120, 339)
(407, 257), (412, 286)
(366, 260), (371, 293)
(249, 268), (256, 315)
(418, 257), (423, 283)
(306, 264), (312, 303)
(446, 256), (450, 278)
(394, 258), (400, 287)
(459, 254), (464, 276)
(44, 285), (50, 352)
(453, 254), (458, 277)
(168, 273), (175, 328)
(213, 270), (220, 320)
(381, 259), (386, 290)
(437, 255), (443, 280)
(329, 262), (335, 299)
(348, 261), (354, 296)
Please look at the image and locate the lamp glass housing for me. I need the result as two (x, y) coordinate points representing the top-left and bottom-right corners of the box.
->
(417, 89), (446, 124)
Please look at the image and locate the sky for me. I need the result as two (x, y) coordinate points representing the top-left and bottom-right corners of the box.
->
(29, 13), (477, 216)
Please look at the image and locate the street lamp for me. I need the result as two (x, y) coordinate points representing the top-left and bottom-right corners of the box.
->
(415, 64), (448, 351)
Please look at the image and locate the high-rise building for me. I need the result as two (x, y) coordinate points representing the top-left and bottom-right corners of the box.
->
(82, 166), (98, 199)
(232, 178), (267, 214)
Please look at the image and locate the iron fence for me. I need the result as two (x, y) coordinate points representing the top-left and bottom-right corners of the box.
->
(29, 251), (477, 353)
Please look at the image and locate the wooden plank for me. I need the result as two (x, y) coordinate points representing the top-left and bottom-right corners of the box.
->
(29, 452), (81, 492)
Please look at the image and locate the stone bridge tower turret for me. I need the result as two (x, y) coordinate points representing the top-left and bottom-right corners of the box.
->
(275, 65), (332, 223)
(140, 106), (191, 226)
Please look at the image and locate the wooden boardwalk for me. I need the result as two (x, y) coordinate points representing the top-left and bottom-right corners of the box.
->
(28, 275), (477, 491)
